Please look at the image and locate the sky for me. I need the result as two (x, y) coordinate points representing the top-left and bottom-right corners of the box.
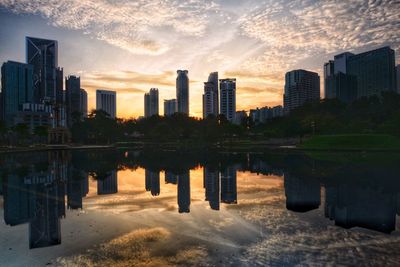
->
(0, 0), (399, 118)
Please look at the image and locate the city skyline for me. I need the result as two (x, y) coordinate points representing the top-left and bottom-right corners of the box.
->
(0, 1), (399, 118)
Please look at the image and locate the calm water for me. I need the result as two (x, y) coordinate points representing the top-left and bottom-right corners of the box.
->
(0, 149), (399, 266)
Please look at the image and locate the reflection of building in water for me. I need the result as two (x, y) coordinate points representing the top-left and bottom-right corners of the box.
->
(67, 173), (89, 210)
(284, 174), (320, 212)
(145, 170), (160, 196)
(165, 171), (178, 184)
(325, 184), (397, 233)
(204, 167), (220, 210)
(221, 167), (237, 204)
(97, 171), (118, 195)
(177, 171), (190, 213)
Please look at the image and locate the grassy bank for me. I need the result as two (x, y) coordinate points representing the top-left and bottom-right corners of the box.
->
(300, 134), (400, 151)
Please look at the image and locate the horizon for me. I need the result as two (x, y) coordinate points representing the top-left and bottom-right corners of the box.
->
(0, 0), (399, 118)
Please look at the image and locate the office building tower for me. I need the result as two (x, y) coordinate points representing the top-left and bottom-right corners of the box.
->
(144, 88), (159, 117)
(80, 89), (88, 118)
(396, 65), (400, 93)
(347, 46), (396, 98)
(1, 61), (33, 125)
(55, 67), (64, 104)
(65, 75), (81, 127)
(283, 69), (320, 112)
(221, 166), (237, 204)
(234, 110), (247, 125)
(203, 82), (217, 118)
(164, 99), (177, 116)
(97, 171), (118, 195)
(219, 78), (236, 122)
(176, 70), (189, 114)
(26, 37), (58, 103)
(208, 72), (219, 115)
(96, 89), (116, 118)
(177, 171), (190, 213)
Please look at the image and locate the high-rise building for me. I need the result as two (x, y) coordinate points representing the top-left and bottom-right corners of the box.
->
(0, 61), (33, 125)
(65, 75), (81, 127)
(219, 78), (236, 122)
(55, 67), (64, 105)
(284, 69), (320, 112)
(164, 99), (177, 116)
(26, 37), (58, 103)
(144, 88), (159, 117)
(80, 89), (88, 118)
(96, 89), (116, 118)
(176, 70), (189, 114)
(396, 65), (400, 94)
(347, 46), (396, 97)
(207, 72), (219, 115)
(203, 82), (217, 118)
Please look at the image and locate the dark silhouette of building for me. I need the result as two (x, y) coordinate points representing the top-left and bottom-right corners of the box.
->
(221, 166), (237, 204)
(284, 174), (320, 212)
(203, 72), (219, 118)
(347, 46), (396, 98)
(66, 75), (81, 127)
(164, 99), (177, 116)
(97, 171), (118, 195)
(96, 89), (116, 118)
(0, 61), (34, 125)
(145, 169), (160, 196)
(67, 174), (88, 210)
(55, 67), (64, 105)
(176, 70), (189, 115)
(177, 171), (190, 213)
(284, 69), (320, 113)
(144, 88), (159, 117)
(219, 78), (236, 122)
(208, 72), (219, 115)
(325, 184), (397, 233)
(204, 167), (220, 210)
(80, 88), (88, 118)
(26, 37), (58, 103)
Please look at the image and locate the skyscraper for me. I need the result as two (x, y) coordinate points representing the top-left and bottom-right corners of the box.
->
(219, 78), (236, 122)
(55, 67), (64, 105)
(80, 89), (88, 118)
(347, 46), (396, 97)
(65, 75), (81, 127)
(96, 89), (116, 118)
(284, 69), (320, 112)
(203, 82), (217, 118)
(26, 37), (58, 103)
(176, 70), (189, 114)
(164, 99), (177, 116)
(144, 88), (159, 117)
(208, 72), (219, 115)
(0, 61), (33, 125)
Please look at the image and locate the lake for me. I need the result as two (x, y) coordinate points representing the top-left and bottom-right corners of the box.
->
(0, 149), (399, 266)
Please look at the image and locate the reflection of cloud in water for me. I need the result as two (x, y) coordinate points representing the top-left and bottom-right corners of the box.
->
(58, 227), (208, 267)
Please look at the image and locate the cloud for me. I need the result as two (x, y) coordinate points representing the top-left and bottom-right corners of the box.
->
(0, 0), (219, 55)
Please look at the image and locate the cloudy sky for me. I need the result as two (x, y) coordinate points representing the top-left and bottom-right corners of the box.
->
(0, 0), (399, 118)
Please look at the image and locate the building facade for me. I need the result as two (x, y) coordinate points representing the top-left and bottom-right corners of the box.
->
(26, 37), (58, 103)
(176, 70), (189, 115)
(1, 61), (33, 125)
(203, 82), (217, 118)
(164, 99), (177, 116)
(207, 72), (219, 115)
(396, 65), (400, 93)
(284, 69), (320, 113)
(65, 75), (81, 127)
(96, 90), (116, 118)
(347, 46), (396, 98)
(219, 78), (236, 122)
(250, 105), (283, 125)
(144, 88), (159, 117)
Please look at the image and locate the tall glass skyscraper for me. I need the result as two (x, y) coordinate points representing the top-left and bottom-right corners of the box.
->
(96, 90), (116, 118)
(219, 78), (236, 122)
(176, 70), (189, 115)
(203, 82), (217, 118)
(1, 61), (33, 125)
(164, 99), (177, 116)
(347, 46), (396, 97)
(207, 72), (219, 115)
(26, 37), (58, 103)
